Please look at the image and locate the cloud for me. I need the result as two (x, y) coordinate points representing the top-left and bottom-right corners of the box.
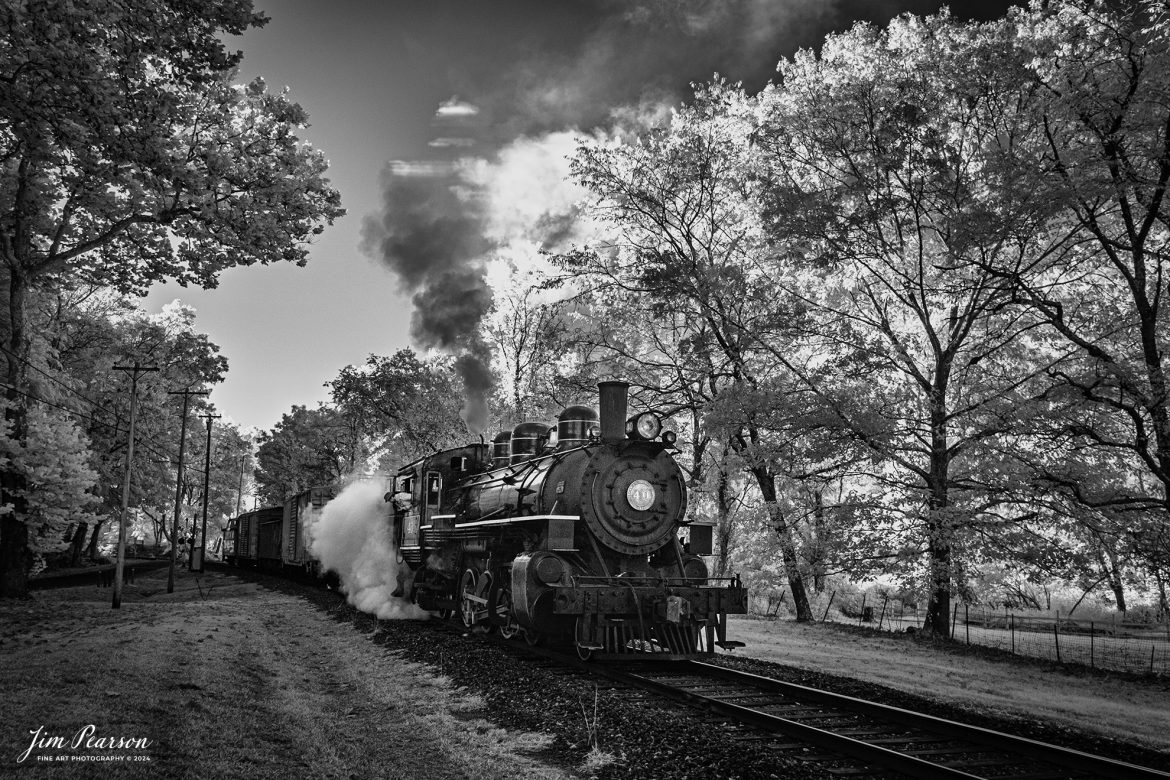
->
(435, 97), (480, 118)
(461, 130), (594, 250)
(385, 160), (458, 177)
(477, 0), (831, 136)
(428, 137), (477, 148)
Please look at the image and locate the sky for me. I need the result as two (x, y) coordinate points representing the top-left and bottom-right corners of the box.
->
(142, 0), (1015, 434)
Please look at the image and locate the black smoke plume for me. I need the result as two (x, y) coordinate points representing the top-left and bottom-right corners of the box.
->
(361, 164), (496, 434)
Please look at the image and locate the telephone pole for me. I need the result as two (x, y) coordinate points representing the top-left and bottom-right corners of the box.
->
(236, 453), (247, 517)
(193, 412), (220, 572)
(167, 389), (208, 593)
(112, 363), (158, 609)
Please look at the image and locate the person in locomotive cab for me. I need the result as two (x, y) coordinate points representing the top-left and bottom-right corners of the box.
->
(391, 491), (413, 513)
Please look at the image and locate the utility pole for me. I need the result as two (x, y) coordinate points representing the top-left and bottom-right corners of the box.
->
(194, 412), (220, 573)
(112, 363), (158, 609)
(167, 389), (208, 593)
(236, 453), (247, 517)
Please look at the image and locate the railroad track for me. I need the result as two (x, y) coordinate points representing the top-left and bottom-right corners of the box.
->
(438, 619), (1169, 778)
(578, 658), (1169, 779)
(231, 571), (1167, 778)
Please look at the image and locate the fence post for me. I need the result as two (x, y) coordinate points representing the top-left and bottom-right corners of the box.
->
(965, 604), (970, 645)
(1054, 621), (1061, 664)
(1010, 613), (1015, 655)
(951, 602), (959, 637)
(858, 594), (867, 627)
(821, 591), (836, 622)
(1152, 644), (1157, 675)
(1090, 621), (1094, 669)
(878, 595), (888, 631)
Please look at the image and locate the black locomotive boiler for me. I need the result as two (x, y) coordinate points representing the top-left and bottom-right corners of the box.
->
(390, 381), (747, 659)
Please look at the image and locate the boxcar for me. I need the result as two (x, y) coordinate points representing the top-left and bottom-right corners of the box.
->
(281, 486), (334, 575)
(225, 507), (282, 567)
(257, 508), (284, 569)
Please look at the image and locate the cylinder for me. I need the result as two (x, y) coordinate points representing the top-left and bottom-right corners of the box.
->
(598, 381), (628, 443)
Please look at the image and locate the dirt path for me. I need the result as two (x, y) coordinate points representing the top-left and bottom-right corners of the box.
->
(724, 615), (1170, 755)
(1, 568), (569, 779)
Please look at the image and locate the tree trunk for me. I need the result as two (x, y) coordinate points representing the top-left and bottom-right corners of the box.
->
(753, 467), (813, 621)
(1096, 546), (1128, 613)
(86, 519), (105, 560)
(713, 464), (734, 577)
(922, 392), (953, 638)
(810, 489), (827, 592)
(69, 521), (88, 567)
(0, 268), (30, 597)
(922, 507), (953, 639)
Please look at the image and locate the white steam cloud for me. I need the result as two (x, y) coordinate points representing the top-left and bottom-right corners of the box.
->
(306, 480), (427, 619)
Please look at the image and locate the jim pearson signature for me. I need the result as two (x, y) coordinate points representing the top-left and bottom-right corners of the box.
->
(17, 725), (153, 764)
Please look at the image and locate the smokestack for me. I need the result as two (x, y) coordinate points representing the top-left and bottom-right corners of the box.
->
(598, 381), (628, 443)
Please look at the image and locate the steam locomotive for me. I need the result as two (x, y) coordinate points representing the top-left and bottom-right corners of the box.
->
(227, 381), (747, 659)
(390, 381), (747, 659)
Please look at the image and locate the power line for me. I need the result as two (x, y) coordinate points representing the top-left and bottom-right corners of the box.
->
(0, 344), (213, 466)
(0, 344), (121, 420)
(1, 380), (180, 467)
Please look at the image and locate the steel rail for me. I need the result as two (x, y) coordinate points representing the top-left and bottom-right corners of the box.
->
(687, 661), (1170, 778)
(606, 662), (983, 780)
(627, 660), (1170, 780)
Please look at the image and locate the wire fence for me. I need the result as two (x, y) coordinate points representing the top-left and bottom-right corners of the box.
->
(754, 591), (1170, 676)
(942, 605), (1170, 676)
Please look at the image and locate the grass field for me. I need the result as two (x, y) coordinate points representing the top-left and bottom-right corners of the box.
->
(0, 568), (568, 779)
(724, 614), (1170, 754)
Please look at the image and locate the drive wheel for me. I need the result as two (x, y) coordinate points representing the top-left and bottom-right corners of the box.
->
(491, 582), (521, 640)
(459, 568), (479, 628)
(475, 572), (496, 634)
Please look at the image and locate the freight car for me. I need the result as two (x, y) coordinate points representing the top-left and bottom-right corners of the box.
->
(223, 506), (282, 568)
(282, 486), (334, 576)
(224, 487), (334, 574)
(391, 381), (747, 659)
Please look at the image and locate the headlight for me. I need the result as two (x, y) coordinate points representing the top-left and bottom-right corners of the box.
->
(625, 412), (661, 440)
(587, 424), (601, 440)
(662, 430), (678, 446)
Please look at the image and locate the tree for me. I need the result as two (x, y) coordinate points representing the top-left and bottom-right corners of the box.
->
(747, 10), (1076, 635)
(47, 296), (229, 560)
(0, 401), (100, 567)
(329, 349), (467, 469)
(254, 405), (363, 506)
(484, 259), (569, 423)
(568, 82), (818, 620)
(972, 0), (1170, 603)
(0, 0), (343, 596)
